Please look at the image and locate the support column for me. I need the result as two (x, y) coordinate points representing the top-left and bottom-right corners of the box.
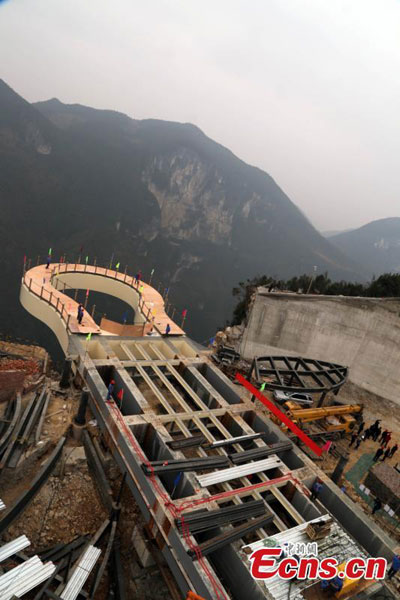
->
(75, 388), (89, 426)
(59, 358), (72, 388)
(331, 451), (349, 484)
(73, 388), (89, 441)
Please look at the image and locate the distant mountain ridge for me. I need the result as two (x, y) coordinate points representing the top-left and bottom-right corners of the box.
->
(322, 228), (354, 238)
(330, 217), (400, 276)
(0, 79), (364, 355)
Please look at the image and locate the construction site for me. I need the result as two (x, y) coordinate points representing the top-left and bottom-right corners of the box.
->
(0, 261), (399, 600)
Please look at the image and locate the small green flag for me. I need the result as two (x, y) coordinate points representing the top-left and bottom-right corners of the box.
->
(48, 248), (52, 256)
(115, 262), (120, 270)
(85, 255), (89, 264)
(86, 333), (92, 341)
(260, 383), (266, 391)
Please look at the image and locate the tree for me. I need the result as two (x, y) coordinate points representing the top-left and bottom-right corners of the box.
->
(231, 272), (400, 324)
(368, 273), (400, 297)
(231, 275), (276, 325)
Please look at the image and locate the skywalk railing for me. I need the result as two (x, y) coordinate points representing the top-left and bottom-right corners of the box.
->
(22, 270), (73, 332)
(50, 262), (156, 327)
(22, 257), (186, 333)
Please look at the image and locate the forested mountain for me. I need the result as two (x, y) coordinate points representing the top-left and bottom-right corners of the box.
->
(0, 79), (363, 358)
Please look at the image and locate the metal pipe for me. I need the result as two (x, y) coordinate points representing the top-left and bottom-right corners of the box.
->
(75, 389), (89, 426)
(60, 359), (72, 389)
(0, 535), (30, 562)
(196, 456), (283, 487)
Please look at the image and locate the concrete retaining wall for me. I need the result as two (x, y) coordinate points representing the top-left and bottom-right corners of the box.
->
(241, 290), (400, 405)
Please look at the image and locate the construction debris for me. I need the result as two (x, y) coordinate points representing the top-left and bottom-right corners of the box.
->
(167, 434), (207, 450)
(228, 441), (293, 464)
(196, 456), (283, 487)
(176, 500), (267, 534)
(0, 534), (30, 562)
(142, 455), (230, 475)
(0, 437), (66, 535)
(60, 545), (101, 600)
(0, 554), (56, 600)
(305, 517), (333, 540)
(189, 513), (274, 559)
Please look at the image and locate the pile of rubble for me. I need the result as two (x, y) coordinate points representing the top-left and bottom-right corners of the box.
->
(0, 357), (41, 375)
(0, 348), (175, 599)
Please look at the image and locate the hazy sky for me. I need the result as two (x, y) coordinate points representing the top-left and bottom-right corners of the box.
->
(1, 0), (400, 230)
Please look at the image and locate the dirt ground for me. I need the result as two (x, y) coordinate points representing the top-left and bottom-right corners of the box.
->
(0, 370), (172, 600)
(339, 380), (400, 440)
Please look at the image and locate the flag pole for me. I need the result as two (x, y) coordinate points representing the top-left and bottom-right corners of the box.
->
(84, 332), (92, 359)
(181, 309), (187, 328)
(149, 268), (155, 287)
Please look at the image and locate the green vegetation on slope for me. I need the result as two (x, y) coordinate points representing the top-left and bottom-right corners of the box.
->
(232, 272), (400, 324)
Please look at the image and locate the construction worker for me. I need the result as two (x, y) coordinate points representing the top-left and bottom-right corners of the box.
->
(382, 447), (391, 461)
(380, 429), (388, 444)
(165, 323), (171, 336)
(46, 255), (51, 269)
(383, 432), (392, 447)
(388, 554), (400, 579)
(372, 426), (381, 442)
(106, 379), (115, 401)
(355, 435), (364, 449)
(372, 497), (382, 515)
(349, 432), (358, 447)
(321, 575), (343, 593)
(77, 303), (83, 321)
(357, 420), (365, 435)
(390, 443), (398, 458)
(373, 446), (384, 462)
(310, 479), (323, 501)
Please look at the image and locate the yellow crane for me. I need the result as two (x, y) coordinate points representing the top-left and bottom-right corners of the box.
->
(281, 402), (363, 433)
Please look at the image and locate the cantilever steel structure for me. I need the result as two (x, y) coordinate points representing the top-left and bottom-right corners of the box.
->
(19, 262), (396, 600)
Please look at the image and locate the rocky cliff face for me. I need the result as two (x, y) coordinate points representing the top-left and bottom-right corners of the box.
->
(145, 150), (233, 243)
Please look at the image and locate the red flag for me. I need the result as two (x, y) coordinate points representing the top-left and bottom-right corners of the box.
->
(322, 441), (332, 452)
(182, 309), (187, 318)
(86, 289), (89, 297)
(23, 255), (27, 264)
(117, 388), (124, 401)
